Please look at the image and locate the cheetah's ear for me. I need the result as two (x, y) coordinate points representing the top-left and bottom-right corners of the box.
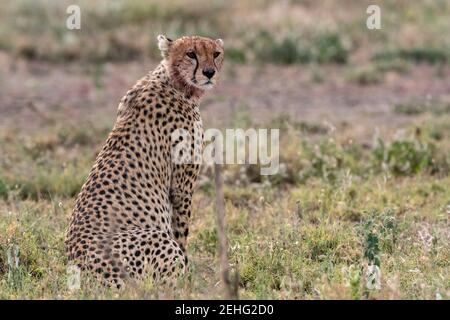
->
(215, 38), (224, 47)
(157, 34), (173, 58)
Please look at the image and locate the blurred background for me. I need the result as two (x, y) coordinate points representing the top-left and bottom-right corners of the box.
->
(0, 0), (449, 299)
(1, 0), (450, 131)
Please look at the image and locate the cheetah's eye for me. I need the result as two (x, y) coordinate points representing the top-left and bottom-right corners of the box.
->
(213, 51), (221, 58)
(186, 51), (196, 59)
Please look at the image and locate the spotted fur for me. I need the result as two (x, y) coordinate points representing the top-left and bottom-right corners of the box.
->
(65, 35), (224, 288)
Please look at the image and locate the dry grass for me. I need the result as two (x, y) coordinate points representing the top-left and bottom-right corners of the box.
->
(0, 0), (449, 64)
(0, 111), (449, 299)
(0, 0), (449, 300)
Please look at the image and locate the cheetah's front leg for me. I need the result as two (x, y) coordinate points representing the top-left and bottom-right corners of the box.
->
(169, 164), (199, 252)
(170, 189), (193, 252)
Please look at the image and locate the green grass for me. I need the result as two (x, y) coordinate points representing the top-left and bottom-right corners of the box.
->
(373, 47), (449, 65)
(250, 31), (348, 65)
(0, 122), (111, 201)
(394, 102), (450, 116)
(0, 112), (449, 299)
(346, 59), (412, 85)
(0, 0), (449, 65)
(0, 0), (449, 300)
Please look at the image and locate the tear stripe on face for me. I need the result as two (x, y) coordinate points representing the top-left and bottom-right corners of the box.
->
(191, 54), (199, 83)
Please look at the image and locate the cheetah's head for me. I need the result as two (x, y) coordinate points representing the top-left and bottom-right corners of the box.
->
(158, 35), (224, 94)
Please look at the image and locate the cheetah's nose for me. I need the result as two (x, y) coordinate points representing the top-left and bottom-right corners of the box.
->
(202, 68), (215, 79)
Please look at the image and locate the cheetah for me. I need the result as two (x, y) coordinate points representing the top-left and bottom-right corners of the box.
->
(65, 35), (224, 288)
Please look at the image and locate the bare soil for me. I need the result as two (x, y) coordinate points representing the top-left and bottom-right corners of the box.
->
(1, 52), (449, 139)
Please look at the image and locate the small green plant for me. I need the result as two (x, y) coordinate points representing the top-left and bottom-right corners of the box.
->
(428, 127), (443, 141)
(5, 245), (27, 291)
(252, 31), (311, 64)
(193, 229), (218, 255)
(372, 138), (436, 175)
(363, 227), (380, 267)
(312, 32), (348, 64)
(348, 266), (362, 300)
(299, 139), (364, 183)
(226, 47), (246, 64)
(359, 215), (383, 296)
(347, 66), (383, 85)
(359, 211), (397, 267)
(379, 214), (398, 254)
(393, 102), (426, 115)
(0, 177), (8, 199)
(92, 62), (105, 89)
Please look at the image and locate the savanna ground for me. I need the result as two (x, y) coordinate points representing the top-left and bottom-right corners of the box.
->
(0, 0), (449, 299)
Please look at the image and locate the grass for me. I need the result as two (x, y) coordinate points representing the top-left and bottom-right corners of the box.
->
(0, 0), (449, 65)
(373, 48), (449, 65)
(0, 0), (449, 300)
(251, 30), (348, 65)
(394, 102), (450, 116)
(346, 59), (411, 85)
(0, 111), (449, 299)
